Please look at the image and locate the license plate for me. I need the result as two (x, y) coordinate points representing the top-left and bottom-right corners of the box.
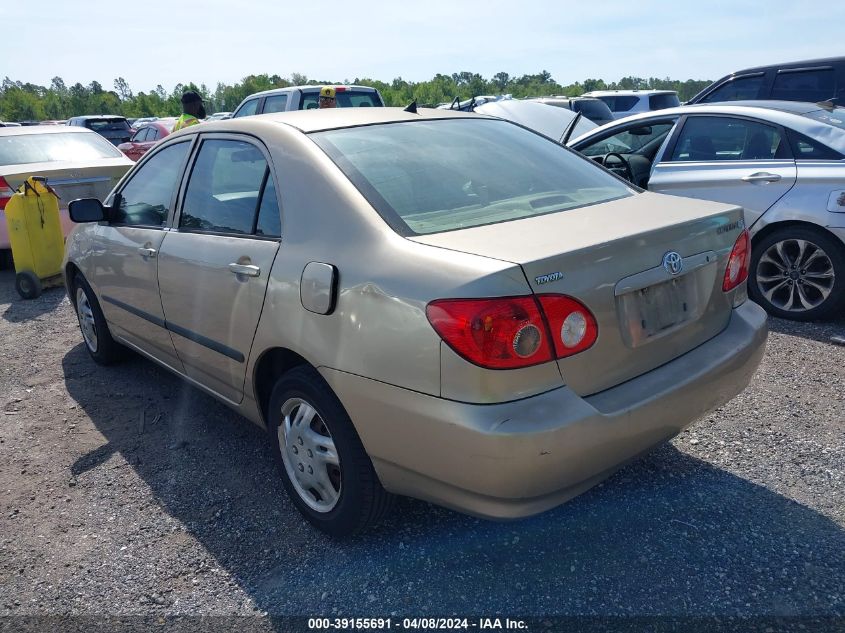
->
(618, 276), (693, 346)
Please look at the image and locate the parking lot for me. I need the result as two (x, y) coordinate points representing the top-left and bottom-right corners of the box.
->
(0, 269), (843, 621)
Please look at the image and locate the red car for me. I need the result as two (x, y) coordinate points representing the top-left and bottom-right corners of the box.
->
(117, 118), (176, 161)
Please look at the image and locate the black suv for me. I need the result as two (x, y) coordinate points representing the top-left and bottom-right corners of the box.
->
(67, 116), (132, 146)
(688, 57), (845, 105)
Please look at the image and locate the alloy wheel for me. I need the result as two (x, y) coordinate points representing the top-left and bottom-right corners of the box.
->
(756, 238), (835, 313)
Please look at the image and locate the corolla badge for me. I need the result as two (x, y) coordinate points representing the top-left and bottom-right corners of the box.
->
(662, 251), (683, 275)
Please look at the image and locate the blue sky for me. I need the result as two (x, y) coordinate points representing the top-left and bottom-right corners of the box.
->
(3, 0), (843, 92)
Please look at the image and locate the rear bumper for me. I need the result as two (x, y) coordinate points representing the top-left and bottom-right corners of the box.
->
(320, 300), (768, 519)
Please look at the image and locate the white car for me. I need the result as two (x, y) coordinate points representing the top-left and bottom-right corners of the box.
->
(568, 101), (845, 321)
(582, 90), (680, 120)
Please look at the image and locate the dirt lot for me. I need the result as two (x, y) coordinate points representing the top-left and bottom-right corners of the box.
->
(0, 269), (843, 625)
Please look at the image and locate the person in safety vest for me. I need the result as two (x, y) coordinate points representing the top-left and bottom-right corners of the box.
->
(318, 86), (337, 109)
(173, 91), (206, 131)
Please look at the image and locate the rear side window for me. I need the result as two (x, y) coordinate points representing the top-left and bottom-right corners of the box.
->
(114, 142), (190, 226)
(701, 75), (765, 103)
(299, 90), (382, 110)
(180, 139), (274, 235)
(649, 94), (680, 110)
(255, 174), (281, 237)
(234, 98), (259, 118)
(263, 94), (289, 113)
(671, 116), (786, 161)
(772, 69), (836, 102)
(786, 129), (842, 160)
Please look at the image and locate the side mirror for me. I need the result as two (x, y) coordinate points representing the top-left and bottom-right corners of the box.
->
(68, 198), (106, 223)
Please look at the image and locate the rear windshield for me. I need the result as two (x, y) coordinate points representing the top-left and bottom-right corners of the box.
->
(0, 132), (123, 166)
(596, 95), (639, 112)
(84, 118), (130, 131)
(312, 119), (633, 236)
(300, 90), (382, 110)
(572, 99), (613, 120)
(801, 106), (845, 131)
(649, 93), (681, 110)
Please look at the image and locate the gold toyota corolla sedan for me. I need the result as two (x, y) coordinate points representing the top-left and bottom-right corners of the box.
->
(63, 107), (768, 536)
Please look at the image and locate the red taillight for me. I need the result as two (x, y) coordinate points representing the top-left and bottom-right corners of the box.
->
(723, 229), (750, 292)
(0, 176), (14, 211)
(536, 294), (599, 358)
(426, 294), (598, 370)
(335, 86), (347, 92)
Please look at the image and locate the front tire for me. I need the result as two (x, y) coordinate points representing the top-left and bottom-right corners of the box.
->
(73, 274), (124, 365)
(267, 366), (393, 537)
(749, 226), (845, 321)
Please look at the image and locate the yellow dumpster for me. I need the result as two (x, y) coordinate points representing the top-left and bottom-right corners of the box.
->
(4, 176), (65, 299)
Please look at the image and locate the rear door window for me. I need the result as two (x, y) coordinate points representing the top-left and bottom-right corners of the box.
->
(701, 75), (765, 103)
(670, 116), (786, 161)
(263, 94), (289, 113)
(114, 142), (191, 226)
(771, 68), (836, 102)
(179, 139), (270, 235)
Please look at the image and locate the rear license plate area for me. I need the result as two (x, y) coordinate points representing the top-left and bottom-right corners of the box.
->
(617, 276), (693, 347)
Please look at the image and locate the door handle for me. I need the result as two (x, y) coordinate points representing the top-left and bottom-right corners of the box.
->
(741, 172), (781, 183)
(137, 247), (157, 258)
(228, 263), (260, 277)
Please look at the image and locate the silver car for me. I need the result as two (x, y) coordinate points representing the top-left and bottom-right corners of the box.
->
(64, 108), (767, 536)
(569, 101), (845, 321)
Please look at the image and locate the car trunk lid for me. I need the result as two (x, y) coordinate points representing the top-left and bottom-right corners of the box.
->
(0, 160), (130, 208)
(411, 192), (747, 396)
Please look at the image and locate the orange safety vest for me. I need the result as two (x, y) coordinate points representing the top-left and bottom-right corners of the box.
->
(173, 113), (199, 132)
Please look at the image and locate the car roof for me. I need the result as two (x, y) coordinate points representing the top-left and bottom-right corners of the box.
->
(0, 125), (97, 137)
(725, 56), (845, 75)
(241, 85), (379, 100)
(171, 107), (484, 137)
(70, 115), (128, 121)
(584, 90), (678, 96)
(568, 101), (845, 154)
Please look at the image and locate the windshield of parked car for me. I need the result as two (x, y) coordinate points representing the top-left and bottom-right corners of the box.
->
(84, 118), (131, 131)
(0, 132), (123, 166)
(300, 90), (382, 110)
(801, 106), (845, 131)
(312, 119), (634, 235)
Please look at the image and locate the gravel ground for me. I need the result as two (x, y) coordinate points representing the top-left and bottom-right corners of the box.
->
(0, 269), (843, 626)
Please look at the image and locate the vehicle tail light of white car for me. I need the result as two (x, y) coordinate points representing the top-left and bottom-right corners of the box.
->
(0, 177), (14, 210)
(426, 294), (598, 370)
(723, 229), (750, 293)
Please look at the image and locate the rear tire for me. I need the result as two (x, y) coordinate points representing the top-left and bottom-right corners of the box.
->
(73, 274), (124, 365)
(15, 271), (42, 299)
(267, 366), (393, 537)
(749, 226), (845, 321)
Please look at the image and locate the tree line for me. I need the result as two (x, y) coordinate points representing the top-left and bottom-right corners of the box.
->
(0, 72), (712, 122)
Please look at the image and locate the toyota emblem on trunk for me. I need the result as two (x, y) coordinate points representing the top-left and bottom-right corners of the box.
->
(662, 251), (683, 275)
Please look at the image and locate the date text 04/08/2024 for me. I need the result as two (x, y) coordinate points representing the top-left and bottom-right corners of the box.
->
(308, 617), (529, 630)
